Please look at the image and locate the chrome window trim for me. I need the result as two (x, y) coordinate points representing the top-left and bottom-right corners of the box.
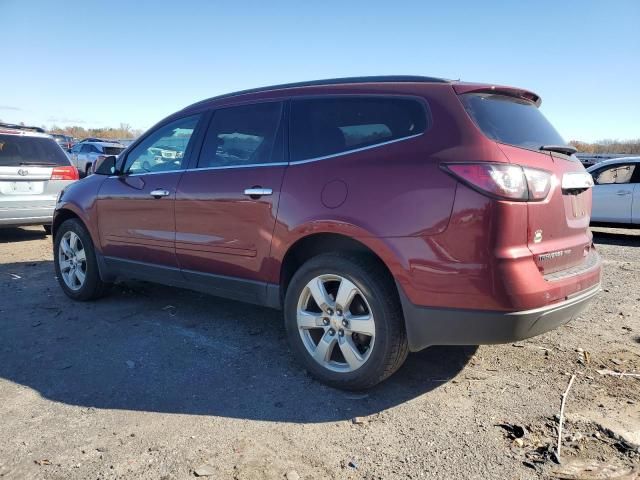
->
(288, 132), (424, 166)
(192, 162), (288, 172)
(108, 169), (187, 178)
(108, 133), (422, 176)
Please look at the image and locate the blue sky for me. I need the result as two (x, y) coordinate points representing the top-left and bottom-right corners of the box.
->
(1, 0), (638, 141)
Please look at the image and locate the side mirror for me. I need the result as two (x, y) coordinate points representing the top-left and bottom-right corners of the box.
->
(93, 155), (118, 175)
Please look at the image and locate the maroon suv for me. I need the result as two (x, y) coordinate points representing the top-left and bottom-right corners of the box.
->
(52, 76), (601, 389)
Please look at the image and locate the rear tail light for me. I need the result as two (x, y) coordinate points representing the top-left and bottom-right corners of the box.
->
(51, 166), (79, 181)
(443, 162), (552, 201)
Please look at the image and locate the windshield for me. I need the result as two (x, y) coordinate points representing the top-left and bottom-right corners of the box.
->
(461, 93), (566, 150)
(0, 134), (70, 166)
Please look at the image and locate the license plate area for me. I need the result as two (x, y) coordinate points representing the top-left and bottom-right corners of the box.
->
(0, 181), (45, 195)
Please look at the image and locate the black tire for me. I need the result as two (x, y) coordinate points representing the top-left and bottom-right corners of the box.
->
(54, 218), (111, 301)
(43, 225), (52, 235)
(284, 253), (408, 390)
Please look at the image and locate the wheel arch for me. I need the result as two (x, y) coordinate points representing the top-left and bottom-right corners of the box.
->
(278, 232), (404, 307)
(52, 206), (111, 282)
(52, 207), (83, 239)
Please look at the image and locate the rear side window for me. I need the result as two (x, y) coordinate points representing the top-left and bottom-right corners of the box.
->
(461, 93), (565, 150)
(593, 164), (637, 185)
(0, 134), (69, 166)
(103, 146), (124, 155)
(290, 97), (428, 161)
(197, 102), (284, 168)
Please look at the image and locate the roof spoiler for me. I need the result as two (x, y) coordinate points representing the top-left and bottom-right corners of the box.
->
(452, 83), (541, 107)
(0, 122), (46, 133)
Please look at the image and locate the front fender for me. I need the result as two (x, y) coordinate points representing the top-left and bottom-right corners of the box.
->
(53, 175), (106, 252)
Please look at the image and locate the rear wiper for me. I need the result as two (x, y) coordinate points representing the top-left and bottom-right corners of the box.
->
(19, 162), (58, 166)
(539, 145), (577, 156)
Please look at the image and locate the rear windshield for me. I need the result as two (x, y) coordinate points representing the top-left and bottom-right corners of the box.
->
(103, 146), (125, 155)
(0, 134), (70, 167)
(460, 93), (565, 150)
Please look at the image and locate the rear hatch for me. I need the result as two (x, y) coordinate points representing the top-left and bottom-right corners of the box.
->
(0, 132), (75, 208)
(459, 90), (594, 275)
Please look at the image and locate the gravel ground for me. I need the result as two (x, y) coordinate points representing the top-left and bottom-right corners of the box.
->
(0, 226), (638, 479)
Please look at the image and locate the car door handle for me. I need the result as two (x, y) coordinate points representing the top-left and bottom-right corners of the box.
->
(244, 187), (273, 198)
(616, 190), (631, 196)
(150, 189), (170, 198)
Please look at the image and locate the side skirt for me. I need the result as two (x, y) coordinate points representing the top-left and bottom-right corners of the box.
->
(99, 255), (281, 309)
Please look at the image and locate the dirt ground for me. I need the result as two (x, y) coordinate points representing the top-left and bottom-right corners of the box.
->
(0, 226), (638, 479)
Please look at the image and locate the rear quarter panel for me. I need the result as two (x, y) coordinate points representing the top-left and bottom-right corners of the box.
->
(269, 84), (504, 284)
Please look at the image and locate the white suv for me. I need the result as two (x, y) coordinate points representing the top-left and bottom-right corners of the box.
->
(69, 141), (125, 177)
(0, 124), (79, 233)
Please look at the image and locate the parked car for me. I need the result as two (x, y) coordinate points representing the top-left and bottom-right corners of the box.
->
(587, 157), (640, 225)
(0, 124), (78, 234)
(76, 137), (113, 144)
(51, 134), (74, 152)
(52, 76), (601, 389)
(69, 141), (126, 176)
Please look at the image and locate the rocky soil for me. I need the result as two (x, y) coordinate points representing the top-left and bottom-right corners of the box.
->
(0, 226), (638, 479)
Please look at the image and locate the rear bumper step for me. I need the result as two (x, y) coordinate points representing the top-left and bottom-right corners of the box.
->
(399, 284), (600, 352)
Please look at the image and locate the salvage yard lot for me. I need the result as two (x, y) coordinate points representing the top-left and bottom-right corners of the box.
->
(0, 227), (639, 479)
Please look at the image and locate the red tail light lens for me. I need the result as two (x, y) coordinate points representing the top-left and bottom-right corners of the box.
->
(443, 163), (551, 201)
(51, 166), (79, 181)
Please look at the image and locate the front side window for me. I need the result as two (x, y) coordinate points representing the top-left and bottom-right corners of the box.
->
(124, 114), (201, 174)
(290, 97), (428, 162)
(197, 102), (283, 168)
(594, 164), (636, 185)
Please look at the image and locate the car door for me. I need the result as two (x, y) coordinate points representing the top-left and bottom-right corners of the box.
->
(632, 164), (640, 224)
(96, 114), (203, 276)
(590, 163), (636, 223)
(175, 101), (286, 305)
(69, 143), (82, 168)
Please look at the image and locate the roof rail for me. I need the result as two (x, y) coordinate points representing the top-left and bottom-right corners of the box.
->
(184, 75), (450, 110)
(0, 122), (45, 133)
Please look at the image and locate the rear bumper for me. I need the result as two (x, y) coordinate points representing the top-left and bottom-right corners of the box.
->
(400, 283), (601, 352)
(0, 207), (54, 226)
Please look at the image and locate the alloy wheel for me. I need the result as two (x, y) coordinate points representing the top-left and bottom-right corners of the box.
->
(296, 274), (376, 372)
(58, 231), (87, 291)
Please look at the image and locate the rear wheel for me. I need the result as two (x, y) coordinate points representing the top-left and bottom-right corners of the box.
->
(54, 218), (110, 300)
(284, 253), (408, 390)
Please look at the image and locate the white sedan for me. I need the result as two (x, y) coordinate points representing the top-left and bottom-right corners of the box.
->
(587, 157), (640, 225)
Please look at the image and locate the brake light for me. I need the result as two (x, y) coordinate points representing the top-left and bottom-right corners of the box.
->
(443, 163), (552, 201)
(51, 166), (79, 181)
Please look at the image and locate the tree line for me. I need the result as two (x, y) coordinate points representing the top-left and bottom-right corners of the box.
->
(47, 123), (144, 140)
(569, 139), (640, 154)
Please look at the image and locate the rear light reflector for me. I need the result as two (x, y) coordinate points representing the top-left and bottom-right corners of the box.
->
(51, 166), (79, 181)
(561, 172), (594, 190)
(442, 162), (552, 201)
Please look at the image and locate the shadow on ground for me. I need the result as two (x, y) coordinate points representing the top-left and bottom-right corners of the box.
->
(0, 260), (476, 423)
(0, 227), (48, 244)
(592, 227), (640, 247)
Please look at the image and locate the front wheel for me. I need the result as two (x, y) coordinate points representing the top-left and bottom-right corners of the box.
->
(54, 218), (110, 300)
(284, 253), (408, 390)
